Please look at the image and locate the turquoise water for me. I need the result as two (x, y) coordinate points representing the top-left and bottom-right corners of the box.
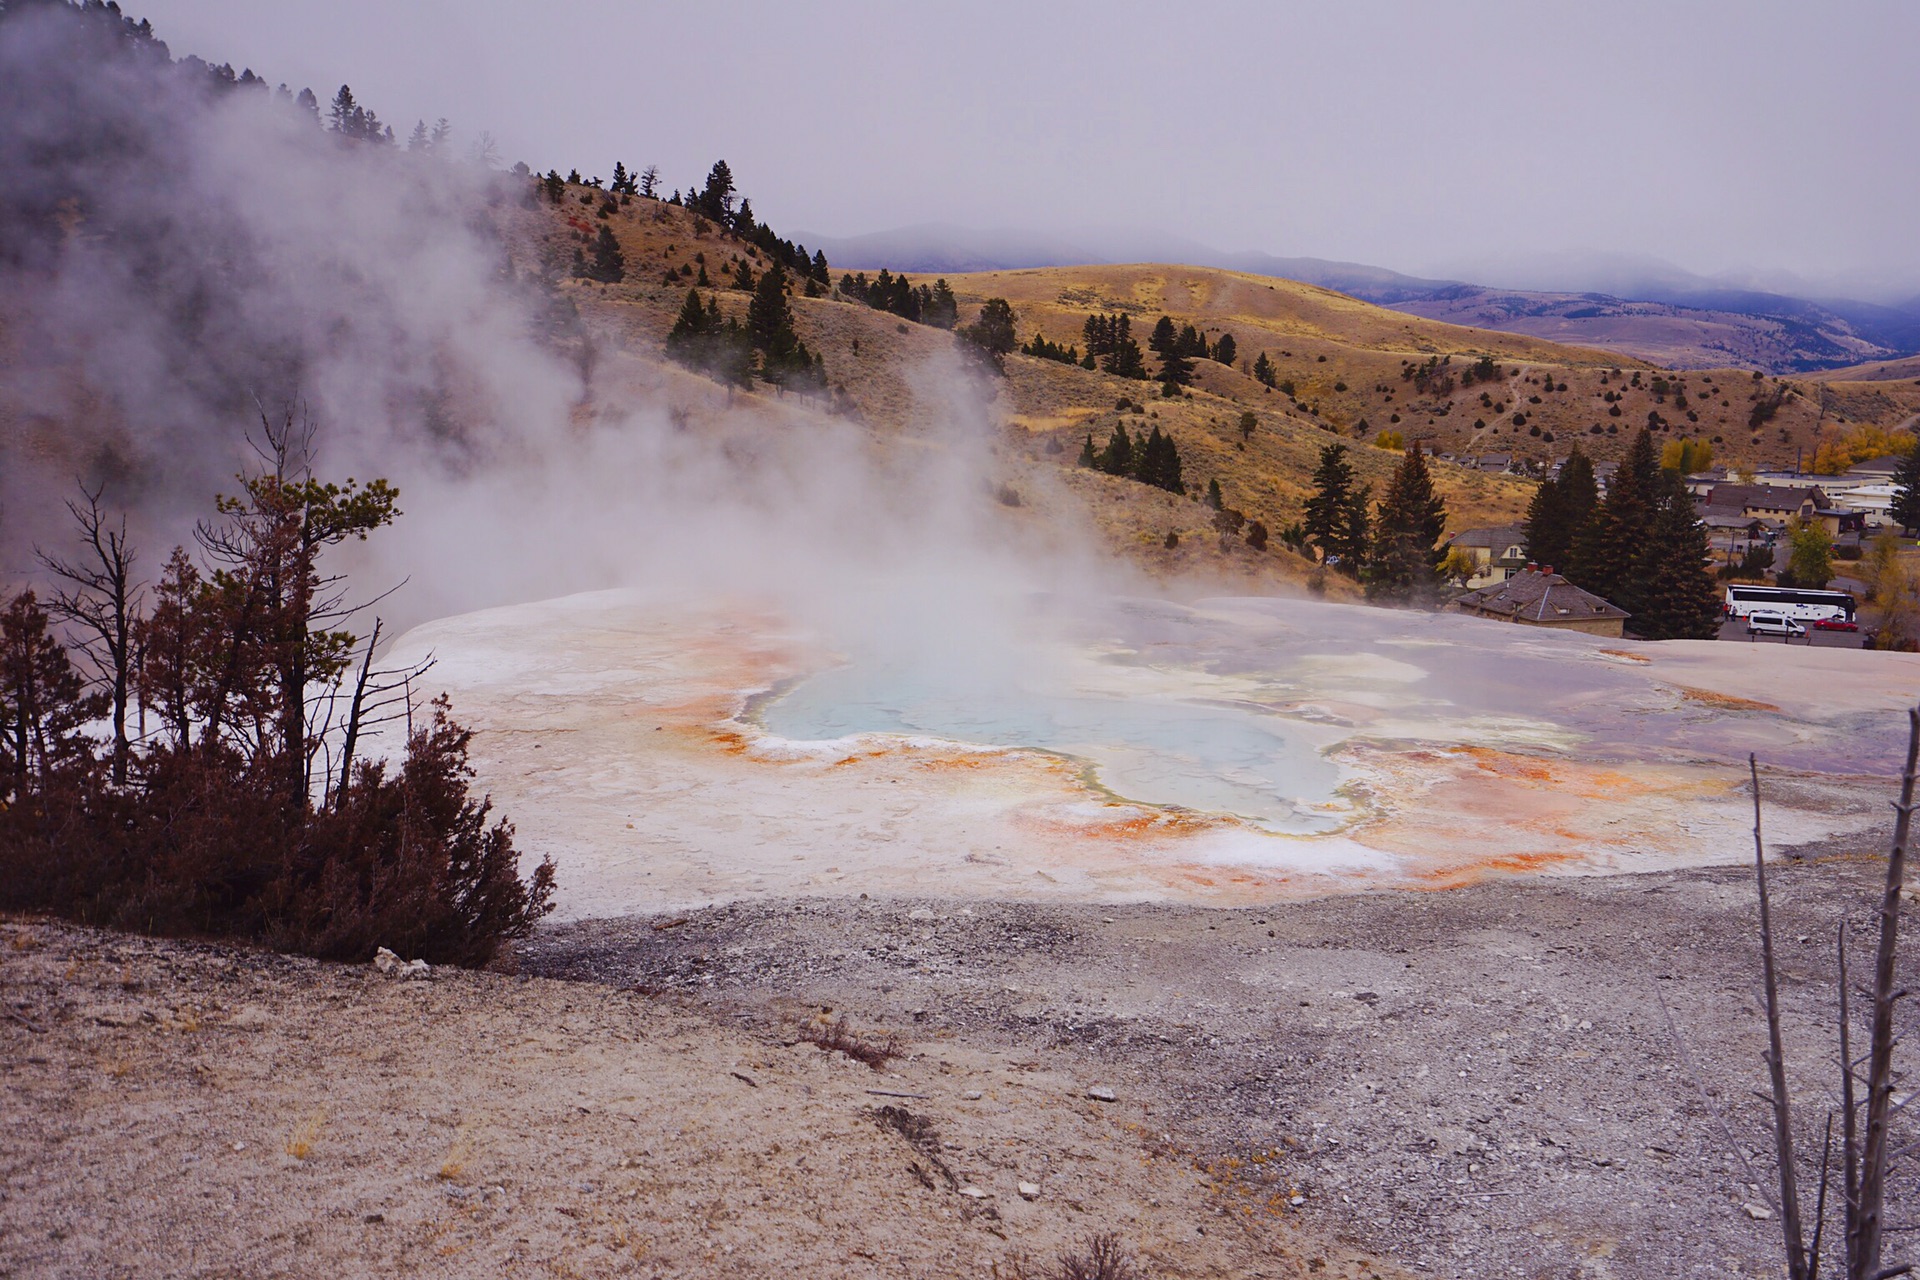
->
(759, 655), (1348, 834)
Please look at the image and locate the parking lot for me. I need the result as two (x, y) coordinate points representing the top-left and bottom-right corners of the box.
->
(1715, 615), (1870, 649)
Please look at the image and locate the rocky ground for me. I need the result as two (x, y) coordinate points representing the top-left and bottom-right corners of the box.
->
(7, 834), (1916, 1278)
(522, 836), (1918, 1280)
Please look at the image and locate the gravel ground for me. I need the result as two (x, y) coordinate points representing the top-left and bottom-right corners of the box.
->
(523, 833), (1920, 1279)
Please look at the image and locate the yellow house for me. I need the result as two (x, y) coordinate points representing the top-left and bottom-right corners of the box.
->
(1444, 525), (1528, 588)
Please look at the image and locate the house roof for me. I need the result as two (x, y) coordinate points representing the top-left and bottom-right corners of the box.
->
(1451, 568), (1629, 623)
(1708, 483), (1830, 511)
(1849, 455), (1906, 476)
(1447, 524), (1526, 550)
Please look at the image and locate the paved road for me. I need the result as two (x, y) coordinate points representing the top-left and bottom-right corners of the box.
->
(1715, 615), (1867, 649)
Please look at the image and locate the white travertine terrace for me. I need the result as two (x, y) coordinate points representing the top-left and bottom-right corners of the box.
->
(383, 590), (1918, 919)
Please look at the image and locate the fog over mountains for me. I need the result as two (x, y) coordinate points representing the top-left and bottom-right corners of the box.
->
(803, 224), (1920, 375)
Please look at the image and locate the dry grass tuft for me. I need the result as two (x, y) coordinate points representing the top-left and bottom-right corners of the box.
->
(798, 1013), (901, 1070)
(438, 1121), (477, 1181)
(285, 1109), (326, 1160)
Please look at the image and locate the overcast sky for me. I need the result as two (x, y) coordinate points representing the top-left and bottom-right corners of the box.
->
(135, 0), (1920, 300)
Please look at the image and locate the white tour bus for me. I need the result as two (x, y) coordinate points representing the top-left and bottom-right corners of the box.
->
(1723, 585), (1856, 624)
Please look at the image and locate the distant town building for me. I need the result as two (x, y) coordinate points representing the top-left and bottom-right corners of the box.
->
(1448, 567), (1629, 638)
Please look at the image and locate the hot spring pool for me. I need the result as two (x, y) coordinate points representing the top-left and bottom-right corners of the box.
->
(758, 653), (1351, 835)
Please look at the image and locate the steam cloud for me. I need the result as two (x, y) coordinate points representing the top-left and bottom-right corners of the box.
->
(0, 5), (1107, 660)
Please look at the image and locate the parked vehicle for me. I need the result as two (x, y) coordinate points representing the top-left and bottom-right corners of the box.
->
(1746, 613), (1806, 639)
(1813, 616), (1859, 632)
(1724, 585), (1856, 625)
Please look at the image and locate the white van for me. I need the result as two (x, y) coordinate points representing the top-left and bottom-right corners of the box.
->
(1746, 613), (1806, 640)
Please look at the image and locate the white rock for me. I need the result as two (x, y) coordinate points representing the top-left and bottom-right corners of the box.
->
(1744, 1202), (1774, 1220)
(962, 1090), (984, 1101)
(907, 908), (935, 921)
(373, 947), (400, 973)
(1085, 1086), (1118, 1102)
(399, 959), (432, 980)
(1018, 1181), (1041, 1200)
(959, 1186), (988, 1199)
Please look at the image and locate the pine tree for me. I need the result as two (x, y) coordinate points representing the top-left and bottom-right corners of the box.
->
(1364, 442), (1448, 600)
(610, 161), (630, 195)
(748, 261), (794, 352)
(924, 279), (958, 329)
(1213, 332), (1237, 366)
(1077, 434), (1097, 467)
(638, 165), (660, 198)
(811, 250), (831, 284)
(586, 226), (624, 283)
(962, 299), (1018, 362)
(731, 260), (755, 291)
(1098, 424), (1134, 477)
(696, 159), (735, 222)
(1159, 342), (1193, 388)
(1149, 316), (1178, 356)
(1570, 428), (1660, 615)
(1304, 444), (1369, 571)
(1104, 331), (1146, 380)
(733, 197), (754, 234)
(1523, 445), (1596, 574)
(1252, 352), (1277, 388)
(1177, 323), (1205, 358)
(328, 85), (357, 133)
(1206, 478), (1223, 510)
(407, 119), (429, 151)
(1633, 473), (1722, 639)
(1892, 444), (1920, 535)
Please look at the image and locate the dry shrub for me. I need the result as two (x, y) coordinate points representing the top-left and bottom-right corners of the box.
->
(1006, 1233), (1145, 1280)
(798, 1013), (901, 1069)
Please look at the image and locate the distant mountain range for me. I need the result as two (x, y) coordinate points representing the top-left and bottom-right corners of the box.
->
(800, 224), (1920, 376)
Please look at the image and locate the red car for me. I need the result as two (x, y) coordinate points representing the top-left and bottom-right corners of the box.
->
(1813, 616), (1859, 632)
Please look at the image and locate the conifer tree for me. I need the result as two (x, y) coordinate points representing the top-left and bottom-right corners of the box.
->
(1570, 428), (1659, 615)
(1098, 423), (1134, 477)
(731, 260), (755, 291)
(1149, 316), (1178, 356)
(1892, 444), (1920, 535)
(962, 299), (1018, 364)
(924, 279), (958, 329)
(1364, 442), (1448, 600)
(696, 159), (736, 222)
(1633, 473), (1722, 639)
(1104, 328), (1147, 380)
(1078, 434), (1097, 467)
(1304, 443), (1369, 571)
(1213, 332), (1236, 366)
(587, 226), (624, 283)
(748, 261), (794, 352)
(1252, 351), (1277, 388)
(733, 198), (754, 234)
(1206, 478), (1223, 510)
(407, 119), (429, 151)
(1522, 445), (1596, 573)
(1177, 323), (1205, 358)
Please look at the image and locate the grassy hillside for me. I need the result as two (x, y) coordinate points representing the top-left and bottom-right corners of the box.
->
(512, 188), (1920, 593)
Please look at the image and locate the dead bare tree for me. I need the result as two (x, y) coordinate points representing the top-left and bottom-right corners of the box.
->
(1753, 707), (1920, 1280)
(36, 484), (140, 785)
